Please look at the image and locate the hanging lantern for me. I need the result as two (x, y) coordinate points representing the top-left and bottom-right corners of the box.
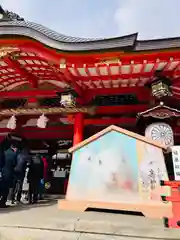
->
(151, 79), (172, 98)
(7, 115), (17, 130)
(37, 114), (48, 128)
(60, 89), (77, 108)
(146, 71), (172, 99)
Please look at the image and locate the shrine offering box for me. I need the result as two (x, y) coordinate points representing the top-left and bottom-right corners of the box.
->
(58, 125), (172, 218)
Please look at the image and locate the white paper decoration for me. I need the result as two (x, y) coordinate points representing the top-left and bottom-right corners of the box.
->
(7, 115), (17, 130)
(145, 122), (174, 146)
(37, 114), (48, 128)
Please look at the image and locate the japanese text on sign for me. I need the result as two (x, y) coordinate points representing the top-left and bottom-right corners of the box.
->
(171, 146), (180, 180)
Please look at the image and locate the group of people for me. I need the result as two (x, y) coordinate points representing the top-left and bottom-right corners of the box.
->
(0, 144), (48, 208)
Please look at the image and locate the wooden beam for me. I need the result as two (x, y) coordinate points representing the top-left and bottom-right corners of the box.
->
(0, 90), (59, 99)
(64, 70), (84, 98)
(54, 67), (83, 97)
(72, 70), (175, 82)
(85, 87), (150, 102)
(17, 55), (84, 97)
(4, 56), (38, 88)
(84, 117), (136, 126)
(0, 106), (96, 116)
(96, 105), (148, 115)
(0, 104), (148, 117)
(0, 87), (150, 103)
(19, 126), (73, 139)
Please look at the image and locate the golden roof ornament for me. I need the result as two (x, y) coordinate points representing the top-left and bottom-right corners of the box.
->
(0, 47), (19, 59)
(99, 58), (120, 65)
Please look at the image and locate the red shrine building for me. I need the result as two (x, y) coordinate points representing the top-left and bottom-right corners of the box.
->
(0, 6), (180, 152)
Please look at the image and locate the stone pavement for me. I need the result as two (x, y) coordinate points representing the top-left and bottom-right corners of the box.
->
(0, 199), (180, 239)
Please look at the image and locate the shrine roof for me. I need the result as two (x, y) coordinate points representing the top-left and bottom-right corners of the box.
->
(0, 20), (137, 51)
(1, 19), (180, 52)
(137, 102), (180, 119)
(1, 7), (180, 97)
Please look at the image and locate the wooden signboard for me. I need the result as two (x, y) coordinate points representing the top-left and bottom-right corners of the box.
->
(58, 125), (172, 218)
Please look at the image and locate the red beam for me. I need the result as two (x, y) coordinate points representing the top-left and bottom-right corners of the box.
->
(150, 60), (160, 75)
(86, 87), (150, 101)
(30, 86), (149, 102)
(0, 90), (59, 98)
(21, 129), (72, 139)
(174, 127), (180, 134)
(0, 79), (26, 88)
(0, 126), (73, 132)
(139, 60), (146, 75)
(17, 55), (48, 62)
(64, 70), (84, 97)
(4, 57), (38, 88)
(16, 56), (84, 96)
(1, 39), (180, 64)
(67, 116), (136, 125)
(96, 105), (148, 115)
(73, 70), (176, 82)
(0, 125), (73, 139)
(84, 117), (136, 126)
(87, 86), (148, 95)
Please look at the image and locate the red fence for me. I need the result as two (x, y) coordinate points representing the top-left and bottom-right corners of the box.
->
(160, 180), (180, 228)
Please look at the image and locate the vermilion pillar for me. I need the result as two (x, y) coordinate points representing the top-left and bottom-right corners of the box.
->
(73, 113), (84, 146)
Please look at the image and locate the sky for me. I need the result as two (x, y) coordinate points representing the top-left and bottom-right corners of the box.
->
(1, 0), (180, 39)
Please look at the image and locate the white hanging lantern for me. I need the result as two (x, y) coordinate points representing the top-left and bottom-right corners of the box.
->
(7, 115), (17, 130)
(60, 93), (75, 107)
(37, 114), (48, 128)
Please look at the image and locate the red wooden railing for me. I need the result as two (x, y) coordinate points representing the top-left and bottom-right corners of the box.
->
(160, 180), (180, 228)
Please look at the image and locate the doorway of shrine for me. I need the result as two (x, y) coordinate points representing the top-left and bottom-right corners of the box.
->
(1, 133), (73, 195)
(28, 138), (72, 195)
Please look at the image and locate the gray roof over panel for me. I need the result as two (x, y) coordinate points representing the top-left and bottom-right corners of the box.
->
(0, 19), (180, 52)
(136, 37), (180, 51)
(0, 20), (137, 51)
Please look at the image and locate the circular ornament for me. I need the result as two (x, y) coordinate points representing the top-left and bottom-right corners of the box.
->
(145, 122), (174, 146)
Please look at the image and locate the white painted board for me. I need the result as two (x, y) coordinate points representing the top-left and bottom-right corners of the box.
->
(171, 146), (180, 180)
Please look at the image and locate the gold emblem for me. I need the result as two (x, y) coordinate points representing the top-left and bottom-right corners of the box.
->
(98, 58), (120, 65)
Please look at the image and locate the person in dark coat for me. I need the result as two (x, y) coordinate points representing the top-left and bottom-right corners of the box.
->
(27, 154), (44, 204)
(64, 170), (70, 194)
(1, 145), (18, 207)
(39, 156), (49, 200)
(0, 146), (5, 172)
(10, 148), (30, 203)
